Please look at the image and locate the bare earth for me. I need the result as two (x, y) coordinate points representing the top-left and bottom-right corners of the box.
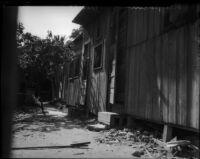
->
(11, 106), (199, 158)
(11, 106), (135, 158)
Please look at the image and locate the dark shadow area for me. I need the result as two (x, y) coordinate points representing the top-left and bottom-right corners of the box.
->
(12, 106), (98, 134)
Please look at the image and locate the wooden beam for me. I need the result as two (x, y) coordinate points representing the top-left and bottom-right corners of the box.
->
(162, 124), (172, 142)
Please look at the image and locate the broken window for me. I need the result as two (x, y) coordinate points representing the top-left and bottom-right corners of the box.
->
(93, 43), (103, 70)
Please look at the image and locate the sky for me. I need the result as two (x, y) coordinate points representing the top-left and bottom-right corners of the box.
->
(17, 6), (84, 41)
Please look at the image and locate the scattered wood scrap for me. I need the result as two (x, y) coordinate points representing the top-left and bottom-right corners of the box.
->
(153, 138), (169, 150)
(87, 123), (107, 131)
(152, 137), (199, 158)
(144, 147), (153, 158)
(166, 140), (191, 148)
(12, 142), (91, 150)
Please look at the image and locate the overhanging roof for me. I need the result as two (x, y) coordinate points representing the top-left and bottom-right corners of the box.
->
(72, 7), (102, 26)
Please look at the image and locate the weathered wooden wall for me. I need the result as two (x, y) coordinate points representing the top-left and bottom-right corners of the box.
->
(86, 10), (110, 114)
(64, 37), (86, 106)
(126, 8), (199, 130)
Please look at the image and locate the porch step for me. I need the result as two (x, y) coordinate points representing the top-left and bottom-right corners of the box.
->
(98, 112), (119, 126)
(98, 112), (132, 127)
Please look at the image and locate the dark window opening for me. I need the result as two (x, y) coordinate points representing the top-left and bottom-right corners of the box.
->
(69, 56), (81, 79)
(82, 60), (88, 80)
(74, 57), (80, 77)
(84, 43), (89, 59)
(69, 61), (74, 78)
(83, 43), (90, 80)
(94, 43), (103, 70)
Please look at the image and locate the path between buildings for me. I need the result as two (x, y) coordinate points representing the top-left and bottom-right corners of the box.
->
(11, 105), (199, 158)
(11, 106), (134, 158)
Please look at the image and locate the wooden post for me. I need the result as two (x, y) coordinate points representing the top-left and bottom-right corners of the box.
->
(162, 124), (172, 142)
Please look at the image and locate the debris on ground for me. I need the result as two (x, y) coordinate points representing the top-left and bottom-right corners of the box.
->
(87, 123), (108, 132)
(95, 127), (199, 158)
(73, 152), (85, 155)
(12, 142), (91, 150)
(12, 106), (199, 158)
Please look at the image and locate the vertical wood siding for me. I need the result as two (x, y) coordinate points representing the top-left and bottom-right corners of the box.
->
(126, 8), (199, 130)
(86, 12), (109, 114)
(65, 39), (86, 106)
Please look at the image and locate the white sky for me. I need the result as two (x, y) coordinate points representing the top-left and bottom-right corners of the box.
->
(17, 6), (84, 40)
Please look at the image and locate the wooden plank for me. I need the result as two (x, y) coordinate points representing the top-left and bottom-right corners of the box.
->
(168, 30), (177, 124)
(148, 8), (154, 39)
(161, 33), (169, 123)
(137, 9), (143, 43)
(125, 44), (131, 113)
(99, 72), (107, 112)
(130, 47), (136, 115)
(138, 44), (143, 118)
(143, 8), (148, 42)
(12, 142), (91, 150)
(140, 9), (145, 43)
(135, 9), (139, 44)
(127, 9), (133, 47)
(177, 26), (187, 126)
(132, 9), (137, 45)
(147, 40), (152, 120)
(151, 8), (155, 38)
(162, 124), (173, 142)
(155, 36), (162, 122)
(151, 37), (160, 122)
(134, 46), (139, 116)
(154, 7), (160, 36)
(188, 21), (200, 129)
(140, 43), (147, 119)
(145, 40), (152, 120)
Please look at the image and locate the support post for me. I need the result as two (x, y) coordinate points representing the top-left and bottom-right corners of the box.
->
(162, 124), (172, 142)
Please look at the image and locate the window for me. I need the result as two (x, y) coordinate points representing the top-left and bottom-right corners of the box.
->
(69, 61), (74, 78)
(94, 43), (103, 70)
(69, 56), (81, 79)
(82, 43), (90, 80)
(74, 57), (80, 77)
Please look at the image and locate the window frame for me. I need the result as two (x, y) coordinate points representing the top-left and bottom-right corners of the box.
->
(68, 55), (81, 80)
(82, 43), (90, 80)
(93, 42), (104, 72)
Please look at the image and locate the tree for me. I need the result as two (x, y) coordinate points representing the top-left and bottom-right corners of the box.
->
(16, 23), (73, 99)
(69, 26), (83, 40)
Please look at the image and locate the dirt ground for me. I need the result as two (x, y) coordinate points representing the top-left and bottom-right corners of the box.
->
(11, 105), (199, 158)
(11, 106), (135, 158)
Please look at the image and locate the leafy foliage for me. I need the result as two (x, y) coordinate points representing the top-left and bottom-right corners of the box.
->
(17, 23), (73, 81)
(69, 26), (83, 40)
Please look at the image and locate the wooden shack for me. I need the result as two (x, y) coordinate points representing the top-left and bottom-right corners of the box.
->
(71, 6), (200, 132)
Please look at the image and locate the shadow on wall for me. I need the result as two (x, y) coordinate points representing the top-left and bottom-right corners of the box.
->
(87, 75), (106, 114)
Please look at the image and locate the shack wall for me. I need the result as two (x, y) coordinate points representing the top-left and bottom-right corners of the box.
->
(126, 8), (199, 130)
(86, 10), (110, 114)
